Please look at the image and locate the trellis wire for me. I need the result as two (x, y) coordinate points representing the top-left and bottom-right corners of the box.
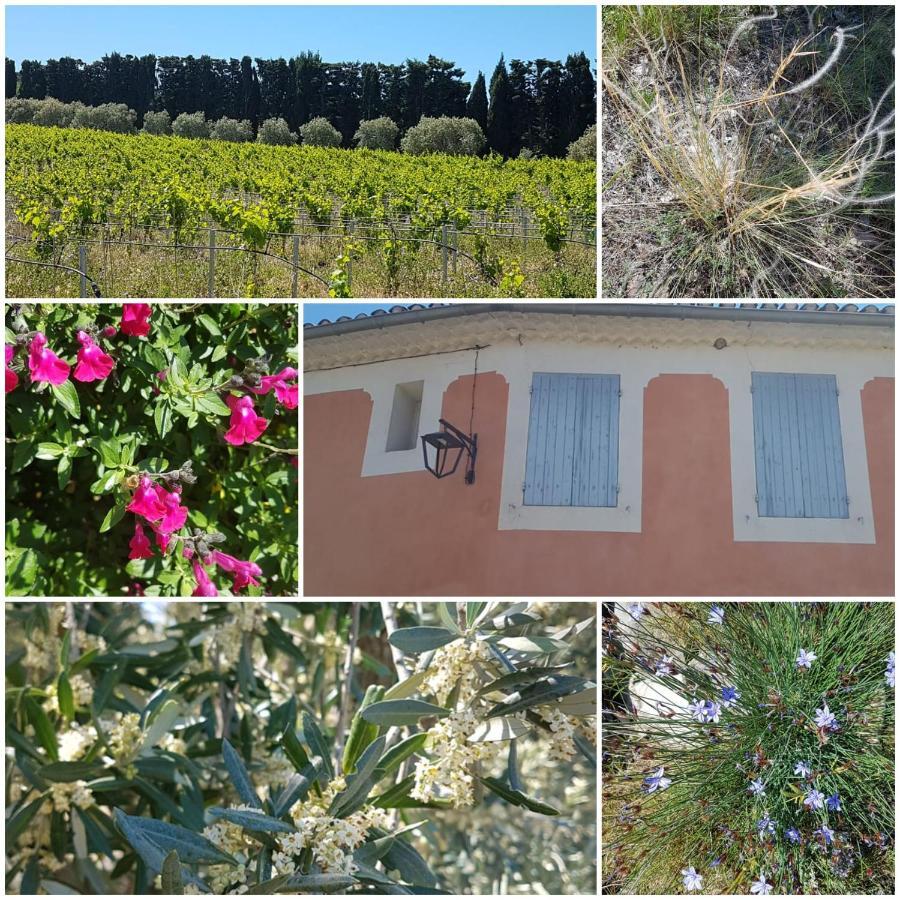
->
(6, 216), (596, 298)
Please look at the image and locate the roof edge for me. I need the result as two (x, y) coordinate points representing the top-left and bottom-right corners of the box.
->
(304, 303), (894, 339)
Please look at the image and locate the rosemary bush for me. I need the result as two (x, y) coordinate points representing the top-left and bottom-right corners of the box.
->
(5, 601), (596, 894)
(602, 602), (894, 895)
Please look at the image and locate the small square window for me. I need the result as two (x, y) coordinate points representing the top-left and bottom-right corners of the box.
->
(385, 380), (424, 452)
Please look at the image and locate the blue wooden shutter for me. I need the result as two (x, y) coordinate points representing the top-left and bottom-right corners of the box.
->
(524, 373), (620, 507)
(751, 372), (849, 519)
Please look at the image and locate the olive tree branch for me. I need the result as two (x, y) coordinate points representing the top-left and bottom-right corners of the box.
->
(335, 602), (361, 774)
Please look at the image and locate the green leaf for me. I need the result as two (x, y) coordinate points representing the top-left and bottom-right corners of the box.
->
(154, 400), (172, 439)
(381, 836), (437, 888)
(478, 776), (560, 815)
(11, 438), (37, 473)
(97, 438), (121, 468)
(39, 761), (104, 783)
(161, 850), (184, 895)
(57, 672), (75, 720)
(6, 797), (44, 844)
(382, 670), (429, 700)
(51, 381), (80, 418)
(21, 857), (39, 895)
(99, 499), (127, 534)
(353, 834), (395, 867)
(244, 875), (292, 894)
(141, 698), (180, 751)
(197, 314), (222, 337)
(360, 699), (450, 727)
(211, 343), (228, 362)
(24, 696), (58, 761)
(57, 454), (73, 490)
(468, 716), (530, 742)
(281, 726), (310, 774)
(437, 602), (462, 633)
(302, 712), (334, 780)
(7, 548), (39, 593)
(196, 393), (231, 416)
(329, 735), (386, 817)
(555, 687), (597, 717)
(486, 676), (594, 718)
(374, 732), (428, 779)
(222, 738), (262, 810)
(476, 665), (570, 698)
(118, 815), (237, 865)
(389, 626), (458, 654)
(206, 807), (294, 834)
(497, 635), (569, 655)
(36, 442), (65, 460)
(342, 685), (384, 774)
(69, 648), (99, 676)
(283, 873), (356, 891)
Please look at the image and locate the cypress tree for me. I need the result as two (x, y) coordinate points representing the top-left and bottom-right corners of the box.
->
(486, 55), (514, 157)
(18, 60), (47, 99)
(6, 58), (17, 98)
(466, 71), (488, 132)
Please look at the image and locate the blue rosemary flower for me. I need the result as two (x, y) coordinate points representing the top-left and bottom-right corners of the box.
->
(826, 792), (841, 812)
(707, 605), (725, 625)
(642, 766), (672, 794)
(793, 761), (812, 777)
(720, 685), (740, 708)
(749, 778), (766, 797)
(796, 648), (817, 669)
(750, 873), (772, 895)
(814, 703), (838, 730)
(804, 788), (825, 810)
(681, 866), (703, 892)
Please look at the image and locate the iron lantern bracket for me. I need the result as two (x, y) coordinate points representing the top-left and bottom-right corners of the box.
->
(420, 418), (478, 484)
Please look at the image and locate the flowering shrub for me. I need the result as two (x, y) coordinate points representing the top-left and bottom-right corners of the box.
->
(5, 303), (298, 596)
(602, 602), (895, 895)
(4, 601), (596, 894)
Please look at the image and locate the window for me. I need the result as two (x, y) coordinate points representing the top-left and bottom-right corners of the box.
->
(751, 372), (849, 519)
(385, 380), (424, 451)
(523, 373), (620, 507)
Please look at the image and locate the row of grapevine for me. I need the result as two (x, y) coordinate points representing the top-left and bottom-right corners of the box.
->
(7, 125), (596, 255)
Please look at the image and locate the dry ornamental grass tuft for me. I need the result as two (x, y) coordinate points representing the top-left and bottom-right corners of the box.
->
(602, 5), (895, 298)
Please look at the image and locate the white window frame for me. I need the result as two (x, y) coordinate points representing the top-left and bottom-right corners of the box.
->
(498, 346), (643, 532)
(729, 363), (878, 544)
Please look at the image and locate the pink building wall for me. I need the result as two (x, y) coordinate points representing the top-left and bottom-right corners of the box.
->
(304, 373), (893, 596)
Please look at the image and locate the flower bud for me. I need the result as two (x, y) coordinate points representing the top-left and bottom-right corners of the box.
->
(229, 374), (244, 387)
(102, 325), (118, 338)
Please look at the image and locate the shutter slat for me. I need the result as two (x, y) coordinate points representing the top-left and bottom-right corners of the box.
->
(752, 372), (849, 519)
(524, 372), (619, 507)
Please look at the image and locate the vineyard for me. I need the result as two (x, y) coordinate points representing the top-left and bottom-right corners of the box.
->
(5, 125), (596, 298)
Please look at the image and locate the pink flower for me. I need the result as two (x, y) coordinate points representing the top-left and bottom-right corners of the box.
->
(155, 485), (188, 534)
(73, 330), (115, 383)
(152, 527), (171, 553)
(126, 476), (167, 521)
(252, 366), (299, 410)
(128, 522), (154, 560)
(28, 333), (71, 385)
(192, 560), (219, 597)
(121, 303), (152, 337)
(212, 551), (263, 591)
(5, 345), (18, 394)
(101, 325), (118, 339)
(224, 394), (268, 446)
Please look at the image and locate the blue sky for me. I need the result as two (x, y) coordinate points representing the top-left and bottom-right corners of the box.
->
(6, 5), (596, 79)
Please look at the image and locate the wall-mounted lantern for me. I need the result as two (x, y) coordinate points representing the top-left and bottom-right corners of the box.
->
(421, 419), (477, 484)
